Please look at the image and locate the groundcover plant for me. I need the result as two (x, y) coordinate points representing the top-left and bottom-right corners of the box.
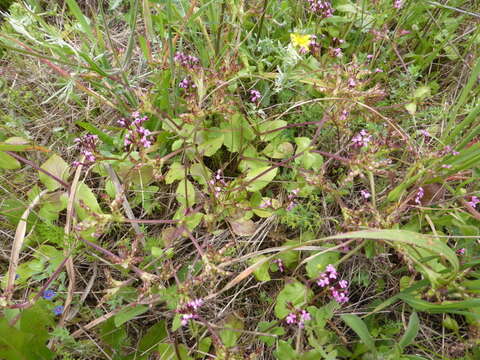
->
(0, 0), (479, 359)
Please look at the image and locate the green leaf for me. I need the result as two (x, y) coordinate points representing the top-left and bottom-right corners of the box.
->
(399, 312), (419, 349)
(275, 281), (313, 318)
(76, 121), (115, 146)
(305, 250), (339, 279)
(114, 305), (149, 327)
(137, 320), (167, 355)
(221, 113), (254, 153)
(0, 152), (20, 169)
(259, 120), (287, 141)
(249, 255), (271, 282)
(245, 166), (278, 192)
(219, 314), (244, 348)
(38, 154), (69, 191)
(65, 0), (94, 41)
(75, 182), (103, 219)
(273, 340), (298, 360)
(176, 179), (196, 207)
(257, 321), (285, 346)
(158, 343), (193, 359)
(340, 314), (376, 353)
(263, 141), (294, 159)
(165, 162), (185, 184)
(197, 128), (224, 157)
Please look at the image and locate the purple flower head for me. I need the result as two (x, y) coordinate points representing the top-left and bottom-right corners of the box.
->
(174, 52), (200, 69)
(74, 134), (99, 166)
(317, 275), (330, 287)
(457, 248), (465, 255)
(467, 196), (480, 208)
(300, 310), (311, 322)
(352, 130), (372, 148)
(419, 129), (430, 137)
(307, 0), (334, 17)
(348, 78), (357, 88)
(286, 313), (297, 324)
(339, 109), (349, 121)
(394, 0), (403, 9)
(250, 89), (261, 103)
(339, 280), (348, 289)
(414, 187), (424, 205)
(360, 190), (371, 199)
(187, 299), (204, 310)
(331, 47), (343, 57)
(273, 259), (285, 272)
(181, 313), (198, 326)
(53, 305), (64, 316)
(43, 289), (56, 300)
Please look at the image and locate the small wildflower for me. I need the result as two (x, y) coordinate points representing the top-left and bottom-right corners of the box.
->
(53, 305), (64, 316)
(457, 248), (466, 255)
(348, 78), (357, 88)
(419, 129), (430, 137)
(174, 52), (200, 69)
(249, 89), (261, 103)
(414, 187), (424, 205)
(366, 54), (374, 60)
(74, 134), (99, 166)
(317, 275), (330, 287)
(339, 280), (348, 289)
(374, 68), (383, 73)
(177, 298), (204, 326)
(291, 33), (312, 53)
(393, 0), (403, 9)
(42, 289), (56, 300)
(286, 313), (297, 324)
(360, 190), (371, 199)
(399, 29), (411, 36)
(273, 259), (285, 272)
(441, 164), (452, 169)
(467, 196), (480, 208)
(339, 109), (349, 121)
(331, 47), (343, 57)
(120, 112), (153, 149)
(352, 129), (372, 148)
(307, 0), (334, 17)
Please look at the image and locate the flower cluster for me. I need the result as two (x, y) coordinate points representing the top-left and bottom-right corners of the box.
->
(330, 47), (343, 57)
(351, 130), (372, 148)
(467, 196), (479, 208)
(414, 187), (424, 205)
(316, 264), (349, 303)
(442, 145), (460, 156)
(118, 111), (152, 149)
(393, 0), (403, 9)
(177, 299), (204, 326)
(179, 77), (196, 91)
(273, 259), (285, 272)
(360, 189), (371, 199)
(53, 305), (64, 316)
(209, 169), (227, 198)
(286, 309), (311, 328)
(249, 89), (261, 103)
(174, 52), (200, 69)
(286, 188), (299, 211)
(419, 129), (430, 137)
(307, 0), (334, 17)
(73, 134), (99, 166)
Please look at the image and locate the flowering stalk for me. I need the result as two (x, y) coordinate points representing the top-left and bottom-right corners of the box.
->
(118, 112), (152, 149)
(316, 264), (349, 303)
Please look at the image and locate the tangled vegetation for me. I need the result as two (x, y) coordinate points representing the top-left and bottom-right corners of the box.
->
(0, 0), (479, 359)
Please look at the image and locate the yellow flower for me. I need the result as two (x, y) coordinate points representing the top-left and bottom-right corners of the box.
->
(290, 33), (312, 51)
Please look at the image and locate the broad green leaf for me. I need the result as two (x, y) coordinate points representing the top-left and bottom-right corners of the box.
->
(197, 128), (224, 157)
(273, 340), (298, 360)
(259, 120), (287, 141)
(176, 179), (196, 207)
(219, 314), (244, 348)
(221, 113), (254, 153)
(165, 162), (185, 184)
(99, 317), (129, 351)
(38, 154), (69, 191)
(0, 152), (20, 169)
(75, 182), (103, 219)
(257, 321), (285, 346)
(275, 281), (313, 318)
(340, 314), (376, 353)
(249, 256), (271, 282)
(263, 141), (294, 159)
(245, 166), (278, 192)
(114, 305), (149, 327)
(305, 250), (339, 279)
(158, 343), (192, 359)
(399, 312), (419, 349)
(137, 320), (167, 355)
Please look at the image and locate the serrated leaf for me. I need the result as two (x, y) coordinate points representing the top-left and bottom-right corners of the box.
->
(38, 154), (69, 191)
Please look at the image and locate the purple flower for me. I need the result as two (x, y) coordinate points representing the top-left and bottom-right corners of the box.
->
(53, 305), (64, 316)
(187, 299), (204, 310)
(348, 78), (357, 88)
(300, 310), (311, 322)
(325, 264), (337, 278)
(286, 313), (297, 324)
(181, 313), (197, 326)
(467, 196), (480, 208)
(339, 109), (349, 121)
(42, 289), (56, 300)
(339, 280), (348, 289)
(273, 259), (284, 272)
(394, 0), (403, 9)
(174, 52), (200, 69)
(317, 275), (330, 287)
(259, 199), (272, 209)
(414, 187), (424, 205)
(332, 47), (343, 57)
(74, 134), (99, 166)
(249, 89), (261, 103)
(360, 190), (371, 199)
(457, 248), (465, 255)
(419, 129), (430, 137)
(352, 130), (372, 148)
(307, 0), (334, 17)
(441, 164), (452, 169)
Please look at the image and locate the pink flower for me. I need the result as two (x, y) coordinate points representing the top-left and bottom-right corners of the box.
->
(339, 280), (348, 288)
(352, 130), (372, 148)
(419, 129), (430, 137)
(250, 89), (261, 103)
(286, 313), (297, 324)
(414, 187), (424, 205)
(360, 190), (371, 199)
(457, 248), (465, 255)
(467, 196), (480, 208)
(317, 275), (330, 287)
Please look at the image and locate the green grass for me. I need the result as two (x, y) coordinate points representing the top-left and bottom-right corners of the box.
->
(0, 0), (479, 359)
